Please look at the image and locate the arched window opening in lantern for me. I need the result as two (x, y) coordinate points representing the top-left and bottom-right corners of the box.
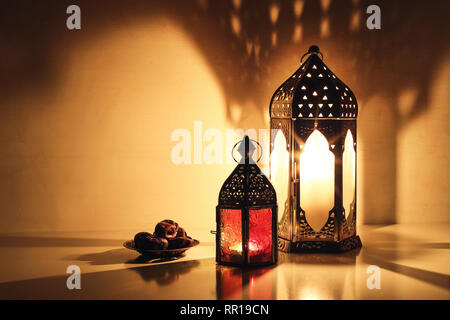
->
(343, 130), (356, 220)
(270, 130), (289, 224)
(300, 130), (334, 231)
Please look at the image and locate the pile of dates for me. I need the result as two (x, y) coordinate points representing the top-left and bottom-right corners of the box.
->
(134, 220), (194, 250)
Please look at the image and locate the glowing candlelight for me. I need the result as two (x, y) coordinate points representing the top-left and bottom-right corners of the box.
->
(230, 241), (259, 254)
(300, 130), (334, 231)
(270, 131), (289, 216)
(343, 130), (356, 218)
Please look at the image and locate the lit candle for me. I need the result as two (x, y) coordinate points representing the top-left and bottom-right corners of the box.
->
(230, 242), (259, 254)
(300, 130), (334, 231)
(231, 243), (243, 254)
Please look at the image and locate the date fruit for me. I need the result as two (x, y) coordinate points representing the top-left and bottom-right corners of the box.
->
(134, 232), (168, 250)
(168, 236), (194, 249)
(154, 220), (179, 239)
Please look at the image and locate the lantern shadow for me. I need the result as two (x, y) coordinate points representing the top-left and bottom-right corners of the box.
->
(0, 259), (203, 299)
(360, 248), (449, 290)
(1, 0), (448, 230)
(358, 229), (450, 289)
(66, 248), (186, 266)
(216, 264), (277, 300)
(0, 235), (125, 247)
(130, 259), (201, 286)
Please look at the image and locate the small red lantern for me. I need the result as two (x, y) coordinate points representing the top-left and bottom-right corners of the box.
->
(215, 136), (278, 267)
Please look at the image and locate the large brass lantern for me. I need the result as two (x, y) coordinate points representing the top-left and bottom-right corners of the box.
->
(270, 45), (362, 253)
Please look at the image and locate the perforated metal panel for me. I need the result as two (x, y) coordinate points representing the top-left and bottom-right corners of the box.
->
(219, 137), (276, 207)
(270, 46), (358, 120)
(218, 162), (276, 206)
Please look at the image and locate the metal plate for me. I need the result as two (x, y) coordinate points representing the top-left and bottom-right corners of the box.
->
(123, 239), (200, 257)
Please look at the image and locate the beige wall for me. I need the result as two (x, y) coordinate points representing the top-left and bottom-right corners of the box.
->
(0, 19), (235, 236)
(357, 55), (450, 224)
(396, 55), (450, 223)
(0, 1), (449, 235)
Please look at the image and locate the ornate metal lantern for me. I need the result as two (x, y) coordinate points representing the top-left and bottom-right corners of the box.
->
(270, 45), (362, 253)
(216, 135), (277, 266)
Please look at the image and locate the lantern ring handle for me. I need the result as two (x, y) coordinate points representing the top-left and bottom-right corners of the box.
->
(231, 139), (263, 163)
(300, 45), (323, 63)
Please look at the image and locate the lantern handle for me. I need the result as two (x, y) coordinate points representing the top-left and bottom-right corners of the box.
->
(301, 45), (323, 63)
(231, 138), (263, 163)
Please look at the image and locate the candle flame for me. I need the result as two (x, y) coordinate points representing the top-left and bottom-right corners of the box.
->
(230, 241), (259, 253)
(300, 130), (334, 231)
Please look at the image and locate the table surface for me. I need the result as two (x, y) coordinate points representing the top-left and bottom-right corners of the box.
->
(0, 223), (448, 299)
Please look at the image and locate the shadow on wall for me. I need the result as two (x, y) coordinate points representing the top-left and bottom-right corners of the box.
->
(0, 0), (448, 228)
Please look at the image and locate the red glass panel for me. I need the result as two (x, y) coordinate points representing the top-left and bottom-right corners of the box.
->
(248, 208), (273, 263)
(220, 209), (242, 263)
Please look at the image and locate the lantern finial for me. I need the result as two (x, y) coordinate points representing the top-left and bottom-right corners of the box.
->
(308, 45), (320, 53)
(234, 135), (257, 164)
(301, 44), (323, 62)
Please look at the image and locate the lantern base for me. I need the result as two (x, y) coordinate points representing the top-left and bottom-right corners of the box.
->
(278, 235), (362, 253)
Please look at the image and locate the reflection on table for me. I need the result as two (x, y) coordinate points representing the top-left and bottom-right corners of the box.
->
(0, 225), (448, 299)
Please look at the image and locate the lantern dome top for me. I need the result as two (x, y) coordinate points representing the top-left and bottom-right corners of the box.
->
(270, 45), (358, 120)
(219, 136), (276, 207)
